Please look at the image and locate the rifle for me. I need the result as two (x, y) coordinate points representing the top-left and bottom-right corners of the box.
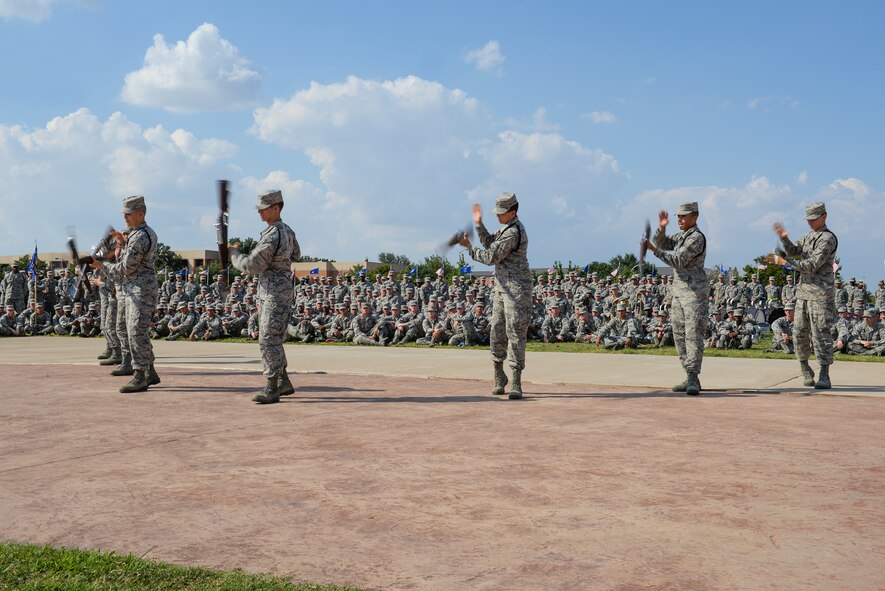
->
(66, 233), (93, 299)
(215, 180), (230, 291)
(638, 220), (651, 279)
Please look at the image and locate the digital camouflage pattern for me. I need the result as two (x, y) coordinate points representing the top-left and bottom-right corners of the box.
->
(231, 220), (298, 376)
(469, 216), (531, 370)
(653, 224), (708, 374)
(102, 223), (159, 371)
(781, 225), (838, 365)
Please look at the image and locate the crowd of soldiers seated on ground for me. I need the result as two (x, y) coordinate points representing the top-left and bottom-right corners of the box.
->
(2, 264), (884, 356)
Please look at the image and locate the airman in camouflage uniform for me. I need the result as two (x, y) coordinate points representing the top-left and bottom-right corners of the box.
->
(768, 303), (795, 354)
(595, 302), (640, 349)
(92, 196), (160, 393)
(460, 192), (532, 399)
(352, 302), (384, 346)
(846, 308), (884, 356)
(645, 201), (708, 394)
(230, 190), (300, 404)
(770, 202), (838, 388)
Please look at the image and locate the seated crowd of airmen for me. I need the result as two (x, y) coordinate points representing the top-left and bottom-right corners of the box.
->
(2, 264), (884, 357)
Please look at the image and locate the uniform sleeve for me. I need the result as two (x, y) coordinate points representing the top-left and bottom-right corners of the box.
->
(475, 220), (494, 249)
(654, 230), (704, 269)
(653, 227), (676, 251)
(470, 224), (519, 266)
(231, 228), (280, 275)
(780, 234), (802, 259)
(103, 230), (149, 280)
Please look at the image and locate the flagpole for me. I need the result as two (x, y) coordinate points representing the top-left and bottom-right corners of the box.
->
(33, 241), (38, 307)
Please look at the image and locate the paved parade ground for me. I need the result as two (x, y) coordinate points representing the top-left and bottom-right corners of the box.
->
(2, 338), (884, 590)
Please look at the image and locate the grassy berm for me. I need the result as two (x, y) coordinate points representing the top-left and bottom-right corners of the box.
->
(0, 543), (362, 591)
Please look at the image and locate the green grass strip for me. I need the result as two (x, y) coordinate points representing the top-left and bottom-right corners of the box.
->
(0, 542), (362, 591)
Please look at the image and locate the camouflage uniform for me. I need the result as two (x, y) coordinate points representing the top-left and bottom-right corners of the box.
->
(769, 311), (795, 354)
(101, 216), (159, 373)
(652, 203), (708, 383)
(231, 209), (299, 379)
(778, 204), (838, 371)
(468, 196), (531, 372)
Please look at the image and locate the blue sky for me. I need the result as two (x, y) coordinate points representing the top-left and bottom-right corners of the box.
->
(1, 0), (883, 280)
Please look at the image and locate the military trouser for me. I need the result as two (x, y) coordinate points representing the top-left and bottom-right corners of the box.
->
(101, 291), (120, 349)
(768, 338), (794, 354)
(0, 326), (20, 336)
(259, 294), (292, 377)
(116, 297), (128, 357)
(490, 283), (532, 371)
(353, 334), (383, 346)
(671, 293), (708, 375)
(603, 336), (636, 350)
(123, 287), (157, 371)
(848, 342), (884, 356)
(794, 299), (835, 365)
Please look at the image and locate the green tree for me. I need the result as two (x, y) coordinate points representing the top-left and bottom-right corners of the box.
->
(155, 242), (185, 273)
(228, 236), (258, 256)
(378, 252), (412, 267)
(414, 255), (459, 281)
(13, 253), (48, 276)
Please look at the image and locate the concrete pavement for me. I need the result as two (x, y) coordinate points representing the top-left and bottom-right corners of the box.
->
(2, 336), (882, 397)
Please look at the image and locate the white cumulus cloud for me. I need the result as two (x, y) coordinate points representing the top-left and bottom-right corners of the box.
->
(0, 108), (239, 255)
(461, 40), (505, 74)
(252, 75), (627, 265)
(121, 23), (261, 113)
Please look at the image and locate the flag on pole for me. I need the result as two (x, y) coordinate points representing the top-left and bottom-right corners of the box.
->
(832, 262), (840, 272)
(409, 267), (417, 275)
(610, 264), (621, 277)
(582, 264), (589, 274)
(460, 265), (472, 274)
(26, 244), (38, 280)
(309, 267), (319, 275)
(177, 268), (188, 278)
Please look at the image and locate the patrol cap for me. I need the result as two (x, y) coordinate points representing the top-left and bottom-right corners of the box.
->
(426, 306), (438, 313)
(73, 301), (83, 307)
(407, 300), (418, 307)
(121, 195), (146, 213)
(88, 302), (97, 310)
(400, 304), (408, 312)
(35, 302), (44, 308)
(863, 308), (878, 318)
(214, 303), (224, 311)
(177, 301), (188, 309)
(837, 306), (847, 313)
(735, 307), (744, 316)
(474, 301), (485, 308)
(187, 301), (195, 308)
(382, 303), (391, 309)
(676, 202), (699, 215)
(63, 305), (72, 311)
(456, 302), (465, 309)
(493, 191), (518, 214)
(360, 302), (371, 309)
(576, 306), (588, 315)
(784, 303), (795, 311)
(805, 202), (826, 220)
(54, 304), (62, 310)
(549, 301), (560, 309)
(349, 303), (358, 310)
(256, 189), (283, 210)
(5, 304), (14, 311)
(615, 303), (626, 311)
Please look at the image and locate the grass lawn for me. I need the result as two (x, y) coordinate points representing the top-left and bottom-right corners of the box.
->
(0, 542), (362, 591)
